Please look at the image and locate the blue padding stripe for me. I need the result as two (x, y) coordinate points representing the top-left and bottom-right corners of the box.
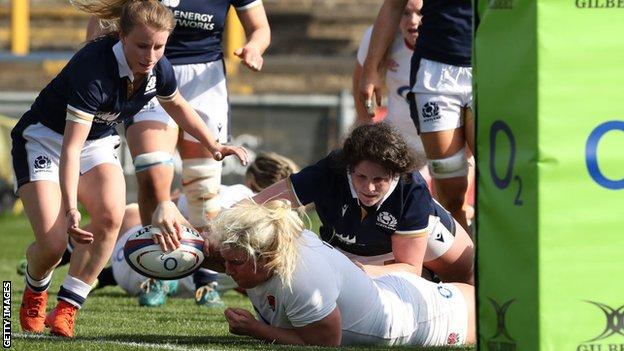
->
(58, 286), (86, 307)
(135, 159), (174, 173)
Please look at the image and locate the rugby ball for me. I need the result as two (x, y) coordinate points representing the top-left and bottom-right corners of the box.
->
(124, 225), (205, 279)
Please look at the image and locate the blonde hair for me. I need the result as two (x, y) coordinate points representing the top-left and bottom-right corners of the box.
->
(245, 152), (300, 193)
(212, 200), (303, 288)
(71, 0), (175, 36)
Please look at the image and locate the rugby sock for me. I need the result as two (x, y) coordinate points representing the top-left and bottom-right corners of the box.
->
(25, 268), (52, 293)
(193, 268), (219, 289)
(57, 275), (91, 309)
(95, 266), (117, 289)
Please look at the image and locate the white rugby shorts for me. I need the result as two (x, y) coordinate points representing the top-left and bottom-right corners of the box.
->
(411, 58), (473, 133)
(12, 123), (121, 192)
(129, 60), (229, 143)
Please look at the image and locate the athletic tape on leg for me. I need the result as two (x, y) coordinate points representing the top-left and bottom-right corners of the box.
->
(133, 151), (174, 173)
(182, 158), (222, 227)
(427, 147), (469, 179)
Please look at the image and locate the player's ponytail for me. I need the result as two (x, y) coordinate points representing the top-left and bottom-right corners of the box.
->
(213, 200), (303, 289)
(71, 0), (175, 37)
(260, 200), (302, 288)
(245, 152), (299, 193)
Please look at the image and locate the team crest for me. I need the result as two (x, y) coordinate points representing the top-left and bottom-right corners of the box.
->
(386, 59), (399, 72)
(267, 295), (276, 311)
(145, 75), (157, 94)
(33, 155), (52, 173)
(376, 212), (397, 230)
(447, 332), (460, 345)
(422, 101), (441, 123)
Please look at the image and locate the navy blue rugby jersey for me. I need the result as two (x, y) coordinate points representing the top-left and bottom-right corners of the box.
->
(289, 153), (452, 257)
(15, 36), (177, 141)
(162, 0), (261, 65)
(415, 0), (472, 66)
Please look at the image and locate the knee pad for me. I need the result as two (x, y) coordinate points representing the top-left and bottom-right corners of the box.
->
(133, 151), (174, 173)
(427, 147), (469, 179)
(182, 158), (222, 227)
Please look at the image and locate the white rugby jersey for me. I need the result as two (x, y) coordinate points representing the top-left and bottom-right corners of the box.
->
(357, 27), (424, 154)
(245, 230), (465, 346)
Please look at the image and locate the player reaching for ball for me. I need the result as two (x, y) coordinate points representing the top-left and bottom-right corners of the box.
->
(210, 199), (476, 347)
(11, 0), (247, 338)
(28, 153), (298, 308)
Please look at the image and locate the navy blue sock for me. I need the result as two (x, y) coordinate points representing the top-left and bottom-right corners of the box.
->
(193, 269), (219, 290)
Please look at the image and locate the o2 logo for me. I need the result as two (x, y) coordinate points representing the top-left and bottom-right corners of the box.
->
(585, 120), (624, 190)
(490, 120), (624, 202)
(489, 120), (523, 205)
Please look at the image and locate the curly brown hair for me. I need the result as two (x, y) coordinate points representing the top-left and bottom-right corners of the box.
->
(339, 123), (417, 177)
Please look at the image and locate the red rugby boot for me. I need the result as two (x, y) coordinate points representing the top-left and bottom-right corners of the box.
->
(45, 300), (78, 338)
(19, 289), (48, 333)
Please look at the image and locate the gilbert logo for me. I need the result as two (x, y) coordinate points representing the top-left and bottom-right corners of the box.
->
(577, 301), (624, 350)
(576, 0), (624, 8)
(487, 298), (516, 351)
(584, 301), (624, 342)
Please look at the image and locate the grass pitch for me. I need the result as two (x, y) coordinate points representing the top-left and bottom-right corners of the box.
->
(1, 213), (474, 351)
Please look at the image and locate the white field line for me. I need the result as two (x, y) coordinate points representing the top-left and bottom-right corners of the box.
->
(15, 333), (231, 351)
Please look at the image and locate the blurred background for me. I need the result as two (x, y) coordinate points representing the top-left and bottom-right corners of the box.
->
(0, 0), (385, 212)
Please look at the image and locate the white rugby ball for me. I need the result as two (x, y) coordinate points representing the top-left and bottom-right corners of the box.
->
(124, 225), (205, 280)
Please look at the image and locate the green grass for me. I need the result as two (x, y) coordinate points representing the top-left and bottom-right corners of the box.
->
(1, 213), (474, 351)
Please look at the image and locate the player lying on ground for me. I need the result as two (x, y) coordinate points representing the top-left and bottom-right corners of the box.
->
(204, 200), (475, 347)
(252, 124), (474, 284)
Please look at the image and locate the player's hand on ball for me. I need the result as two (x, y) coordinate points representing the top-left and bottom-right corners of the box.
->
(151, 201), (189, 252)
(200, 228), (217, 258)
(65, 208), (94, 244)
(214, 144), (249, 166)
(234, 44), (263, 72)
(224, 307), (258, 336)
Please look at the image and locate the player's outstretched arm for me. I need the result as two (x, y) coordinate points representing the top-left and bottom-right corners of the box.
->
(160, 93), (248, 165)
(225, 307), (342, 346)
(60, 121), (94, 244)
(251, 179), (299, 206)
